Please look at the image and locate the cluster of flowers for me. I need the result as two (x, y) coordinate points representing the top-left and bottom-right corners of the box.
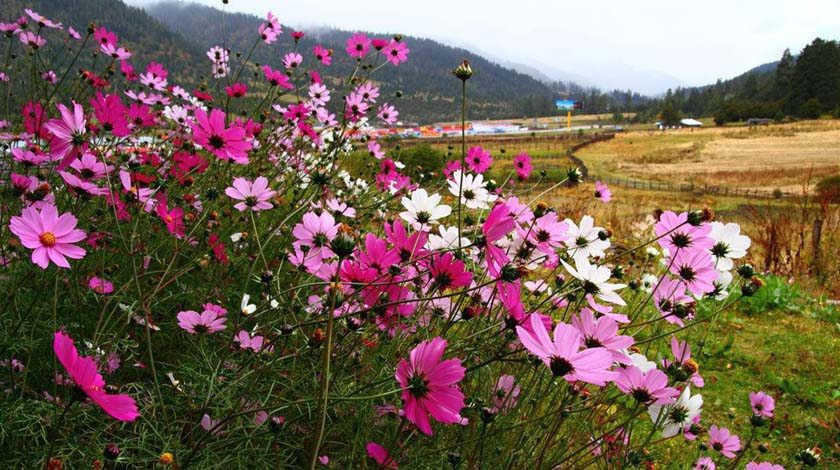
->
(0, 7), (800, 469)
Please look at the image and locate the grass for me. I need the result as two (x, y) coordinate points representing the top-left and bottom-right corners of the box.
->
(576, 119), (840, 192)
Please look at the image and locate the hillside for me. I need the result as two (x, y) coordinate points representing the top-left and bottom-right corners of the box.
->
(142, 1), (557, 124)
(0, 0), (206, 82)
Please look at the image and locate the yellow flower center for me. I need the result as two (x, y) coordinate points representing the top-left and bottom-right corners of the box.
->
(39, 231), (57, 247)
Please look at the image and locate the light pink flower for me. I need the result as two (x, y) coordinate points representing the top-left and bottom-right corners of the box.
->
(749, 391), (775, 418)
(225, 177), (276, 212)
(177, 309), (226, 334)
(45, 101), (87, 169)
(709, 425), (741, 458)
(9, 204), (86, 269)
(516, 315), (617, 386)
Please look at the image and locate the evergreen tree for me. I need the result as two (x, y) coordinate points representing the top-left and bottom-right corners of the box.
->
(788, 38), (840, 115)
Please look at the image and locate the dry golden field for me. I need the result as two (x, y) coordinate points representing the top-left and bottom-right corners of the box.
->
(576, 120), (840, 193)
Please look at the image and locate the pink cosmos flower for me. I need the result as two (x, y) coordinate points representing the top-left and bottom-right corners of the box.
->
(155, 195), (185, 238)
(382, 40), (410, 65)
(655, 211), (714, 252)
(366, 442), (397, 468)
(177, 309), (226, 334)
(190, 108), (253, 164)
(94, 27), (117, 46)
(68, 26), (81, 39)
(41, 70), (58, 84)
(572, 309), (634, 363)
(19, 31), (46, 48)
(663, 336), (704, 387)
(465, 146), (492, 173)
(525, 212), (568, 255)
(59, 171), (108, 198)
(426, 252), (472, 291)
(262, 65), (294, 89)
(53, 331), (140, 421)
(283, 52), (302, 69)
(45, 101), (87, 170)
(615, 366), (678, 405)
(653, 277), (695, 326)
(709, 425), (741, 458)
(395, 337), (465, 436)
(513, 152), (533, 180)
(293, 211), (339, 251)
(491, 375), (521, 414)
(346, 33), (371, 58)
(234, 330), (266, 353)
(100, 43), (131, 60)
(670, 249), (717, 296)
(225, 176), (276, 212)
(749, 391), (775, 418)
(313, 45), (332, 65)
(516, 315), (617, 386)
(89, 276), (114, 294)
(139, 61), (168, 90)
(377, 104), (399, 125)
(746, 463), (784, 470)
(693, 457), (716, 470)
(345, 93), (370, 121)
(595, 181), (612, 202)
(9, 204), (86, 269)
(225, 83), (247, 98)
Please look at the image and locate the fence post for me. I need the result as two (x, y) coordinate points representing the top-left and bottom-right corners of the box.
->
(812, 218), (823, 276)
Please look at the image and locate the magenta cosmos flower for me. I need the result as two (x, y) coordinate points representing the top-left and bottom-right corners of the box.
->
(465, 146), (492, 173)
(708, 425), (741, 458)
(9, 204), (86, 269)
(54, 331), (140, 421)
(225, 176), (276, 212)
(693, 457), (716, 470)
(615, 366), (678, 405)
(749, 391), (775, 418)
(513, 152), (532, 180)
(190, 108), (253, 164)
(89, 276), (114, 294)
(45, 101), (87, 170)
(395, 337), (465, 436)
(426, 252), (472, 292)
(346, 33), (371, 58)
(516, 315), (617, 386)
(366, 442), (397, 468)
(177, 309), (227, 334)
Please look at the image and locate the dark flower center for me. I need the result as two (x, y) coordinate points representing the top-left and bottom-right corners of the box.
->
(668, 406), (688, 424)
(408, 374), (429, 398)
(670, 233), (691, 248)
(193, 324), (208, 334)
(415, 211), (431, 223)
(550, 357), (574, 377)
(678, 266), (696, 281)
(575, 236), (589, 247)
(208, 135), (225, 150)
(632, 389), (653, 403)
(463, 189), (475, 200)
(536, 230), (550, 242)
(711, 242), (730, 258)
(245, 195), (258, 207)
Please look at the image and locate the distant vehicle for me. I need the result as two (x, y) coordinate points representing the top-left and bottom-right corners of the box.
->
(746, 118), (772, 126)
(680, 118), (703, 127)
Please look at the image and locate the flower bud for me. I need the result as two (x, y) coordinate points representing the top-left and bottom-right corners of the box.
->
(103, 444), (120, 461)
(452, 60), (473, 81)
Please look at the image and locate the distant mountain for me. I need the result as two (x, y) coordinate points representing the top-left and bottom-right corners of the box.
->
(137, 1), (559, 123)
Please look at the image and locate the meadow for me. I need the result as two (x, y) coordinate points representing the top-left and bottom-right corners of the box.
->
(0, 6), (837, 470)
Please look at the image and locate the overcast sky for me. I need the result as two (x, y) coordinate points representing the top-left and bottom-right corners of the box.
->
(132, 0), (840, 92)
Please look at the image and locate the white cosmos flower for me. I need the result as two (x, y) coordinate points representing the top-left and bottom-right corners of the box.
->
(447, 170), (497, 210)
(640, 273), (658, 293)
(564, 215), (610, 262)
(561, 256), (626, 306)
(624, 350), (657, 372)
(426, 225), (470, 251)
(709, 222), (751, 271)
(648, 386), (703, 438)
(241, 294), (257, 316)
(710, 270), (733, 301)
(399, 188), (451, 230)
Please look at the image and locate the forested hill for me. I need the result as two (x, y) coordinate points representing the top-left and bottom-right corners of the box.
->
(143, 1), (557, 123)
(0, 0), (206, 79)
(658, 38), (840, 124)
